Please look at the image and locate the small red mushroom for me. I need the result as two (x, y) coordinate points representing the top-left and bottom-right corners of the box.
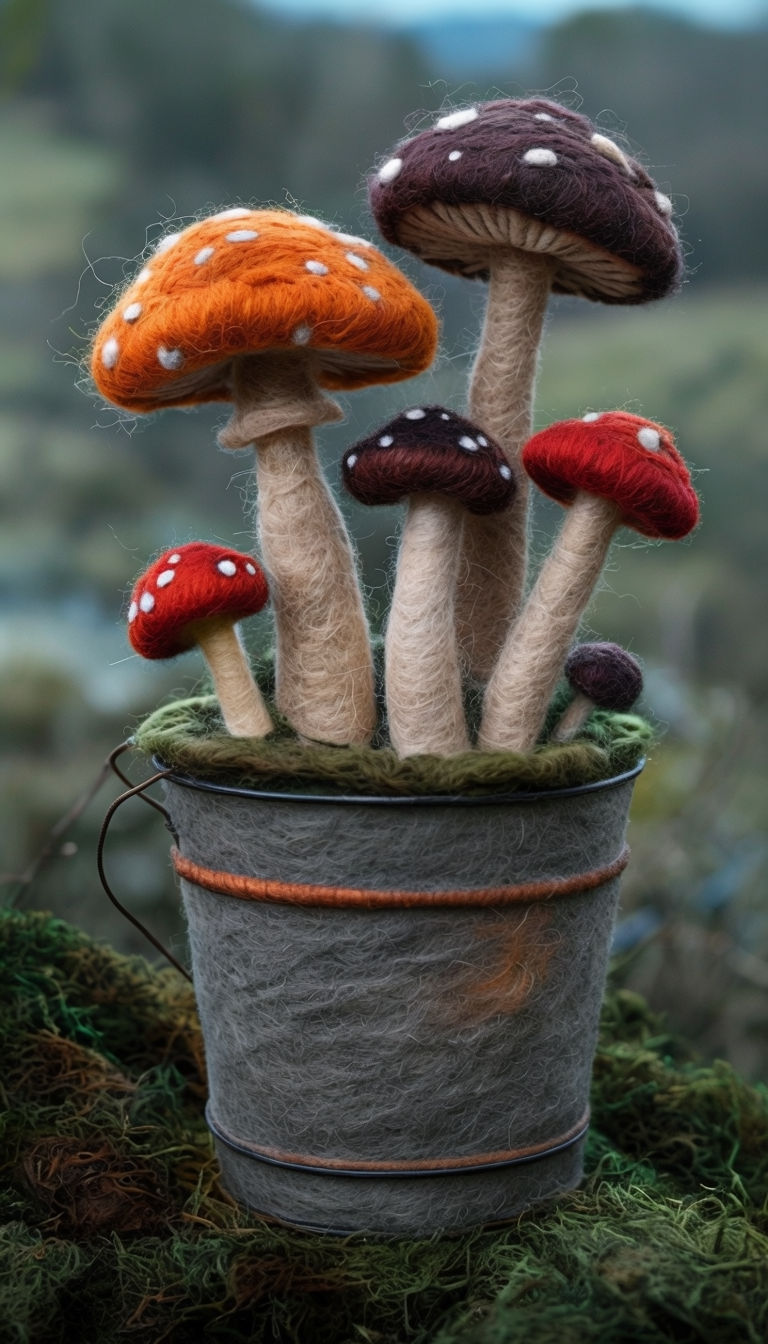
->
(478, 411), (699, 752)
(128, 542), (272, 738)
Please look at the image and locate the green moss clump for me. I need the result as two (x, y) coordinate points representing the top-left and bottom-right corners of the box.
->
(2, 909), (767, 1343)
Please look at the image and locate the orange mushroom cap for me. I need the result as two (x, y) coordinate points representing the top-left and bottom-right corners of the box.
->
(91, 208), (438, 412)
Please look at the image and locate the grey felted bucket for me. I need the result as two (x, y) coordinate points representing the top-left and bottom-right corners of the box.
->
(163, 763), (642, 1237)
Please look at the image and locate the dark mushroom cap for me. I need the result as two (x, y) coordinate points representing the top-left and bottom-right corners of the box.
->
(565, 642), (643, 711)
(91, 208), (438, 411)
(127, 542), (269, 659)
(369, 98), (682, 303)
(342, 406), (517, 515)
(522, 410), (699, 539)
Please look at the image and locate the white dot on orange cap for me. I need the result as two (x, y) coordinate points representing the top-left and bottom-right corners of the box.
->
(157, 346), (184, 370)
(346, 252), (369, 271)
(135, 268), (152, 285)
(217, 560), (237, 577)
(637, 426), (662, 451)
(335, 232), (372, 247)
(194, 246), (215, 265)
(298, 215), (330, 230)
(305, 260), (329, 275)
(154, 232), (182, 255)
(123, 303), (142, 323)
(378, 158), (403, 183)
(139, 592), (155, 613)
(523, 148), (558, 167)
(292, 324), (312, 345)
(156, 569), (176, 588)
(362, 286), (381, 302)
(226, 229), (259, 242)
(214, 207), (251, 221)
(101, 337), (119, 369)
(436, 107), (478, 131)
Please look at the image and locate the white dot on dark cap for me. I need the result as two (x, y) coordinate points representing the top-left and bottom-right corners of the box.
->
(405, 408), (426, 420)
(378, 158), (403, 183)
(346, 453), (358, 468)
(217, 559), (237, 576)
(499, 464), (512, 479)
(637, 427), (662, 451)
(139, 592), (155, 613)
(436, 107), (478, 131)
(655, 191), (673, 216)
(459, 435), (478, 452)
(477, 435), (488, 447)
(378, 435), (394, 447)
(440, 413), (450, 420)
(448, 151), (462, 162)
(591, 133), (634, 174)
(523, 148), (558, 167)
(534, 112), (554, 121)
(156, 569), (176, 588)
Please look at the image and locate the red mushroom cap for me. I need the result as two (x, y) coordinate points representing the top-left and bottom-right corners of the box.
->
(127, 542), (269, 659)
(522, 410), (699, 539)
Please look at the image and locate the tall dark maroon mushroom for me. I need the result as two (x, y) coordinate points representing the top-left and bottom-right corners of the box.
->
(369, 98), (683, 680)
(343, 405), (515, 756)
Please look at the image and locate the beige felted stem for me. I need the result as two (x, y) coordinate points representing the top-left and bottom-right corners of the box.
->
(551, 691), (594, 744)
(457, 250), (555, 681)
(385, 495), (470, 758)
(194, 620), (273, 739)
(218, 351), (343, 449)
(478, 494), (622, 753)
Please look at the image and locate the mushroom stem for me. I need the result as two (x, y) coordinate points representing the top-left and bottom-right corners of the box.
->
(220, 353), (376, 746)
(385, 495), (470, 758)
(478, 494), (622, 753)
(550, 691), (594, 743)
(195, 620), (273, 738)
(458, 248), (555, 680)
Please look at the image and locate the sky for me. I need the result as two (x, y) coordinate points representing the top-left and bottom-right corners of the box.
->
(265, 0), (766, 25)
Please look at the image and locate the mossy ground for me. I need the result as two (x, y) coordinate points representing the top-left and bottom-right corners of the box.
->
(1, 909), (767, 1343)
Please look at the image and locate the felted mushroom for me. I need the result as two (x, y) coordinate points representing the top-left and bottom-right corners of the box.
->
(369, 99), (683, 680)
(477, 411), (699, 753)
(342, 406), (515, 757)
(551, 642), (643, 743)
(127, 542), (272, 738)
(91, 207), (438, 747)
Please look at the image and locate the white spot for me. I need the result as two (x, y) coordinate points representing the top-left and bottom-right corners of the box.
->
(305, 260), (329, 275)
(194, 246), (215, 265)
(156, 569), (176, 587)
(292, 324), (312, 345)
(245, 563), (256, 575)
(157, 346), (184, 370)
(346, 453), (358, 469)
(217, 559), (237, 577)
(362, 286), (381, 302)
(534, 112), (554, 122)
(168, 553), (181, 564)
(213, 207), (251, 220)
(477, 434), (488, 447)
(139, 591), (155, 613)
(637, 426), (662, 452)
(378, 157), (403, 183)
(128, 600), (138, 623)
(123, 302), (142, 323)
(405, 408), (426, 420)
(459, 435), (479, 452)
(654, 191), (673, 216)
(335, 232), (372, 247)
(440, 412), (450, 420)
(345, 252), (369, 271)
(101, 337), (119, 369)
(499, 464), (513, 480)
(298, 214), (330, 230)
(448, 150), (462, 162)
(226, 229), (259, 242)
(583, 412), (601, 422)
(154, 232), (182, 255)
(436, 107), (478, 131)
(135, 268), (152, 285)
(523, 148), (558, 167)
(378, 435), (394, 447)
(591, 133), (634, 175)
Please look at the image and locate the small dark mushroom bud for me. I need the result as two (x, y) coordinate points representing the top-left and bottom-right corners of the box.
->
(343, 405), (515, 757)
(552, 642), (643, 742)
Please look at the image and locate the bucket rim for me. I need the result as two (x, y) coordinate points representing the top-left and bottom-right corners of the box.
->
(154, 757), (645, 807)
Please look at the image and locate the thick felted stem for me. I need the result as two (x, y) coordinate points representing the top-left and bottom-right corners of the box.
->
(551, 691), (594, 744)
(478, 494), (622, 753)
(385, 495), (470, 758)
(195, 620), (273, 738)
(219, 353), (375, 746)
(458, 250), (555, 680)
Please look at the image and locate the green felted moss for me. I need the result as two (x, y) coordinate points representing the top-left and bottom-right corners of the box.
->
(2, 909), (767, 1343)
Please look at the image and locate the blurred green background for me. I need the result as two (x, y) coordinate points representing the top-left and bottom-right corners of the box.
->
(1, 0), (766, 1077)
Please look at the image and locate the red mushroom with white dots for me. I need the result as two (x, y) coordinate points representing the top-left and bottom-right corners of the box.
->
(127, 542), (273, 739)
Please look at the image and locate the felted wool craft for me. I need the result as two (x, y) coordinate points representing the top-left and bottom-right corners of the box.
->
(368, 98), (683, 680)
(127, 542), (273, 739)
(479, 411), (699, 754)
(343, 405), (515, 757)
(90, 207), (439, 748)
(552, 642), (643, 743)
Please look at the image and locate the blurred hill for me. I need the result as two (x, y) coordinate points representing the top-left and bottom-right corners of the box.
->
(0, 0), (766, 1076)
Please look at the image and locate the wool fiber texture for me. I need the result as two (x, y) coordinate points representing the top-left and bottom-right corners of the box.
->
(368, 98), (682, 302)
(167, 770), (635, 1233)
(90, 208), (438, 411)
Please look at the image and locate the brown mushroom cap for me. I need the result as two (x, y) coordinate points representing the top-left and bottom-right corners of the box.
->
(91, 208), (438, 412)
(342, 406), (516, 515)
(128, 542), (269, 659)
(564, 642), (643, 711)
(369, 98), (682, 303)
